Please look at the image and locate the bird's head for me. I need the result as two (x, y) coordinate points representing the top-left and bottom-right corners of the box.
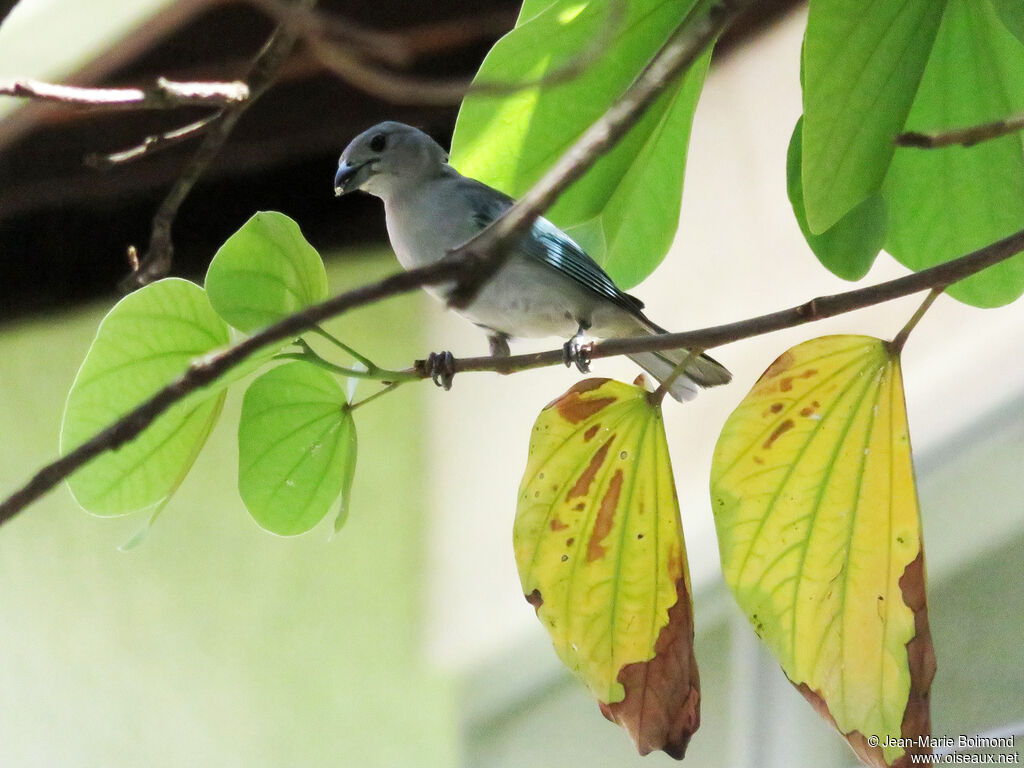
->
(334, 121), (448, 199)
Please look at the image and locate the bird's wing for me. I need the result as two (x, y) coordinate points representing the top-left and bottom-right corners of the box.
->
(465, 179), (645, 316)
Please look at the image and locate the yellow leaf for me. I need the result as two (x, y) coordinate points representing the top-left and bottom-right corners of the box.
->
(711, 336), (935, 766)
(515, 378), (700, 758)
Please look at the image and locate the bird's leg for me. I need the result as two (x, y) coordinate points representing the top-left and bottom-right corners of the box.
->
(487, 332), (511, 358)
(562, 321), (593, 374)
(487, 332), (513, 375)
(425, 350), (457, 390)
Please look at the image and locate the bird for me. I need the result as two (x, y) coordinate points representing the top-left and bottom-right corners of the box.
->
(333, 121), (730, 401)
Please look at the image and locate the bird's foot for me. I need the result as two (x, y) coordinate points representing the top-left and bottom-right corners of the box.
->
(426, 350), (457, 390)
(562, 337), (593, 374)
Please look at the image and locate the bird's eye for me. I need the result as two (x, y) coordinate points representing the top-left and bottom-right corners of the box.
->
(369, 133), (387, 153)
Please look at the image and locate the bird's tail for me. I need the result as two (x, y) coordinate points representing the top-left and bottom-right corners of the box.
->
(627, 338), (731, 403)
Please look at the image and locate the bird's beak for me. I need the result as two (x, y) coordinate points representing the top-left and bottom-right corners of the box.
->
(334, 160), (371, 196)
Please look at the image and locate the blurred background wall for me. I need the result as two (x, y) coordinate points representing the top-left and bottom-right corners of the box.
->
(0, 2), (1021, 767)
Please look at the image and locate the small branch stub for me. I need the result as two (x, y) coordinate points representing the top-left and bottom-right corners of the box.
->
(897, 113), (1024, 149)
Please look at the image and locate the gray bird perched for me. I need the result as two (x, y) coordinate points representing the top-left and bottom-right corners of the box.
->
(334, 121), (730, 401)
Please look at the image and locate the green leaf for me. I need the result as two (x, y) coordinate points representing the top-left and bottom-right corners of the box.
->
(801, 0), (945, 232)
(205, 211), (328, 333)
(61, 278), (230, 515)
(883, 0), (1024, 307)
(515, 0), (556, 25)
(238, 361), (357, 536)
(451, 0), (710, 288)
(515, 379), (700, 758)
(786, 117), (888, 281)
(990, 0), (1024, 45)
(711, 336), (934, 767)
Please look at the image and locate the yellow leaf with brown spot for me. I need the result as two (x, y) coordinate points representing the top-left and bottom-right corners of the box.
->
(515, 378), (700, 758)
(711, 336), (935, 767)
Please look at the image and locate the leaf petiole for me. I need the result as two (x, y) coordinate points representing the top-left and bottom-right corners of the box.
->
(348, 381), (404, 411)
(278, 338), (419, 382)
(313, 326), (379, 371)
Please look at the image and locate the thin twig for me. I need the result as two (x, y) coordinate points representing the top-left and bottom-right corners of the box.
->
(277, 0), (624, 105)
(897, 113), (1024, 149)
(444, 0), (750, 309)
(0, 77), (249, 109)
(122, 0), (317, 291)
(85, 114), (221, 169)
(3, 224), (1024, 527)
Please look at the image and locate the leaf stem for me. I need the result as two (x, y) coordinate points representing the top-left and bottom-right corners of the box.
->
(313, 326), (379, 371)
(890, 287), (943, 355)
(279, 341), (418, 382)
(649, 349), (699, 407)
(348, 382), (403, 411)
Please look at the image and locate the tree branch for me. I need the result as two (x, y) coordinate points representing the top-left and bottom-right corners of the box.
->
(3, 220), (1023, 528)
(121, 0), (317, 291)
(896, 113), (1024, 149)
(0, 77), (249, 109)
(6, 0), (1019, 529)
(422, 225), (1024, 378)
(0, 0), (750, 526)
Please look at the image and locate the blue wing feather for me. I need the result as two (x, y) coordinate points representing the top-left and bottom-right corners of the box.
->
(467, 183), (645, 316)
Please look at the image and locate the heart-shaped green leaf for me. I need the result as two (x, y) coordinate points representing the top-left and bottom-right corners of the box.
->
(238, 361), (357, 536)
(205, 211), (328, 333)
(61, 278), (230, 515)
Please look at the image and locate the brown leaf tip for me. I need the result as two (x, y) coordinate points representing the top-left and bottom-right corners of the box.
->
(600, 576), (700, 760)
(792, 548), (936, 768)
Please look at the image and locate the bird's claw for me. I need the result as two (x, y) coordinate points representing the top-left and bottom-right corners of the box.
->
(426, 350), (456, 390)
(562, 337), (592, 374)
